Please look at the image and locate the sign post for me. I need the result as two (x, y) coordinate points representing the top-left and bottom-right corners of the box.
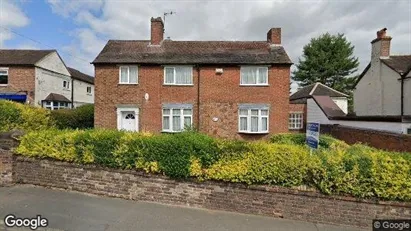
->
(306, 122), (320, 152)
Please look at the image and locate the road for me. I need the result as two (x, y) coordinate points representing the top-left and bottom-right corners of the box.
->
(0, 185), (363, 231)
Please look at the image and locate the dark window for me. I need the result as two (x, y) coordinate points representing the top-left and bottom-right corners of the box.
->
(407, 128), (411, 134)
(87, 86), (92, 94)
(0, 69), (8, 85)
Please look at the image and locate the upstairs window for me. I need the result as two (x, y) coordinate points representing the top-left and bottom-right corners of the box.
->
(87, 86), (92, 94)
(407, 128), (411, 134)
(238, 105), (269, 133)
(119, 66), (138, 84)
(0, 68), (9, 85)
(289, 112), (303, 130)
(164, 66), (193, 85)
(162, 104), (193, 132)
(63, 80), (70, 90)
(240, 66), (268, 85)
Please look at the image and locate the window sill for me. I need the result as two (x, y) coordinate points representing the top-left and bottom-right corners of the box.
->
(118, 83), (139, 85)
(63, 88), (70, 91)
(238, 131), (269, 135)
(161, 130), (183, 133)
(0, 84), (8, 87)
(239, 84), (269, 87)
(87, 93), (93, 96)
(289, 128), (304, 130)
(163, 84), (194, 87)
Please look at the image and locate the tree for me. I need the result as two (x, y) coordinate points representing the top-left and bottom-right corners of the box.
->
(292, 33), (359, 94)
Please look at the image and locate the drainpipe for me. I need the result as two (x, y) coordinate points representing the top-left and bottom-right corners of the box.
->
(71, 78), (74, 109)
(401, 74), (404, 120)
(197, 66), (201, 131)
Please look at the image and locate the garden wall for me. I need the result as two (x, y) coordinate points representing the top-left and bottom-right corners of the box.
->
(321, 124), (411, 152)
(6, 156), (411, 229)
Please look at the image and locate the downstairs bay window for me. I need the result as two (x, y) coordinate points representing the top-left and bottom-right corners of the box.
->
(43, 101), (71, 110)
(162, 104), (193, 132)
(238, 104), (269, 133)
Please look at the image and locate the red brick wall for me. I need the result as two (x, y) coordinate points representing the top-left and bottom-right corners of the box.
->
(0, 66), (35, 103)
(94, 65), (290, 139)
(289, 103), (306, 133)
(321, 124), (411, 152)
(13, 157), (411, 229)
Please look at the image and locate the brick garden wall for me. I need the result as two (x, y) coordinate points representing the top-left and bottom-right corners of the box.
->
(321, 124), (411, 152)
(11, 157), (411, 229)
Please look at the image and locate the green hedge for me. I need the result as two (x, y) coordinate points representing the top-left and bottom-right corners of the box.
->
(50, 104), (94, 129)
(0, 100), (54, 132)
(15, 130), (411, 201)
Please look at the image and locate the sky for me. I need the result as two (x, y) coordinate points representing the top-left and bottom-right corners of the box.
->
(0, 0), (410, 91)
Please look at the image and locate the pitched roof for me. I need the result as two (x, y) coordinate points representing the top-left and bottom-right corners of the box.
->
(312, 95), (346, 118)
(44, 93), (71, 102)
(381, 55), (411, 75)
(67, 67), (94, 84)
(92, 40), (292, 65)
(290, 82), (348, 102)
(0, 49), (55, 65)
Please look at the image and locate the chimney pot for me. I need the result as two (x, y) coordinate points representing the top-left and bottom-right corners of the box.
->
(150, 17), (164, 45)
(267, 28), (281, 45)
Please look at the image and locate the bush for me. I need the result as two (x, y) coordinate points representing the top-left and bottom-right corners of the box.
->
(270, 133), (348, 149)
(0, 100), (54, 132)
(50, 104), (94, 129)
(14, 129), (411, 201)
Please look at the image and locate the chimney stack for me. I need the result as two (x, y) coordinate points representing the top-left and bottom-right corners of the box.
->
(150, 17), (164, 45)
(371, 28), (392, 59)
(267, 28), (281, 45)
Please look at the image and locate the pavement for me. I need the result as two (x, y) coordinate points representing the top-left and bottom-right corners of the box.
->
(0, 185), (364, 231)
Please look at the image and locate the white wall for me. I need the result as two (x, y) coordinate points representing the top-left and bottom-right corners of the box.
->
(36, 52), (70, 76)
(380, 65), (401, 115)
(308, 98), (410, 134)
(404, 72), (411, 115)
(331, 97), (348, 114)
(354, 62), (383, 115)
(34, 67), (72, 106)
(72, 79), (94, 107)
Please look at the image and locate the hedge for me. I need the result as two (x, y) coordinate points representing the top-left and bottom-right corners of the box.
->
(0, 100), (54, 132)
(15, 129), (411, 201)
(50, 104), (94, 129)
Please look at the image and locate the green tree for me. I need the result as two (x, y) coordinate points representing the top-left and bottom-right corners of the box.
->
(292, 33), (359, 94)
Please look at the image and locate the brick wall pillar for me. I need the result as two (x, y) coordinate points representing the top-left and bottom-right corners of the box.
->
(0, 138), (18, 186)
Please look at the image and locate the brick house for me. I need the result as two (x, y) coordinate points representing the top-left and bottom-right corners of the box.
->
(92, 17), (292, 139)
(0, 49), (94, 109)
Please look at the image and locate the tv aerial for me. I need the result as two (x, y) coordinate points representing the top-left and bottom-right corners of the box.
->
(163, 11), (176, 33)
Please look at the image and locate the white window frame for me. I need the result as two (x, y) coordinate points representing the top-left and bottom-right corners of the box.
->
(289, 112), (304, 130)
(119, 66), (139, 84)
(162, 106), (193, 132)
(63, 80), (70, 90)
(238, 107), (269, 134)
(0, 67), (8, 86)
(240, 66), (269, 86)
(43, 101), (71, 110)
(163, 66), (194, 86)
(116, 107), (139, 131)
(86, 86), (92, 95)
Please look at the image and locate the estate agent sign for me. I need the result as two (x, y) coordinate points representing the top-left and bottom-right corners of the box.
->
(306, 122), (320, 149)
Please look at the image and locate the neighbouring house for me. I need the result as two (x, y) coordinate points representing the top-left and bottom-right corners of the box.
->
(353, 28), (411, 134)
(92, 17), (292, 139)
(289, 82), (348, 132)
(0, 49), (94, 109)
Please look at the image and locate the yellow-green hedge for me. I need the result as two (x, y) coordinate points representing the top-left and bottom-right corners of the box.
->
(15, 129), (411, 201)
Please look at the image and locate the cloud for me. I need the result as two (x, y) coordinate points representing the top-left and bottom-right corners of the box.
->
(0, 0), (30, 47)
(48, 0), (411, 85)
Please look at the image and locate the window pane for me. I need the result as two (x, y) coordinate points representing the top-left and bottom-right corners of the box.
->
(53, 102), (58, 106)
(251, 109), (258, 116)
(183, 109), (192, 115)
(262, 117), (268, 131)
(175, 67), (192, 84)
(172, 116), (181, 131)
(163, 116), (170, 130)
(241, 67), (257, 84)
(261, 110), (268, 116)
(258, 67), (268, 84)
(184, 117), (191, 128)
(172, 109), (181, 115)
(129, 66), (138, 83)
(0, 75), (8, 84)
(120, 67), (128, 83)
(251, 117), (258, 132)
(163, 109), (170, 115)
(239, 109), (248, 116)
(165, 67), (174, 84)
(0, 70), (7, 75)
(240, 117), (247, 131)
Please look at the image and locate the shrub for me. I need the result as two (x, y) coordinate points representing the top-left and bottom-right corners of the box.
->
(270, 133), (348, 149)
(0, 100), (54, 132)
(50, 104), (94, 129)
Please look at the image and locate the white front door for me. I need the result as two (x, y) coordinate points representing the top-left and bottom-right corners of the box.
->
(121, 111), (137, 131)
